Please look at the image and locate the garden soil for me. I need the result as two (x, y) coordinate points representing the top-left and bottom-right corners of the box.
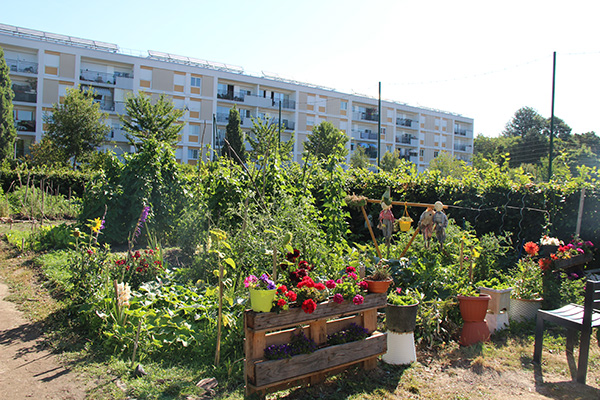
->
(0, 282), (87, 399)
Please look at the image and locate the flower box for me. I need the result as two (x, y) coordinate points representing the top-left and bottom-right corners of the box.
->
(553, 254), (593, 270)
(244, 293), (387, 397)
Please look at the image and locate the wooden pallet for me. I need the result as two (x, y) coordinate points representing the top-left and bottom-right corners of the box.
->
(244, 293), (387, 398)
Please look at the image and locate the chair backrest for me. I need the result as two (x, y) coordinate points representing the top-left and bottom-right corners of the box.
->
(585, 280), (600, 311)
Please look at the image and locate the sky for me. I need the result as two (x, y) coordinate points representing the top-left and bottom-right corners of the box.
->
(3, 0), (600, 137)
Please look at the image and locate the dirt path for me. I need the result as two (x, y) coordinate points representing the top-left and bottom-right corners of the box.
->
(0, 282), (87, 399)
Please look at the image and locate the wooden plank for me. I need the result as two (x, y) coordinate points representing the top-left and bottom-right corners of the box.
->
(253, 332), (386, 387)
(247, 294), (387, 331)
(325, 315), (363, 335)
(362, 309), (378, 333)
(367, 199), (448, 209)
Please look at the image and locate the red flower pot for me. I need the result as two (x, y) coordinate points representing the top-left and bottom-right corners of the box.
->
(458, 294), (491, 346)
(365, 279), (392, 294)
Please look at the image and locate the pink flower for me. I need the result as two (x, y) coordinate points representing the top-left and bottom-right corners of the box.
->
(333, 293), (344, 304)
(358, 281), (369, 290)
(577, 248), (585, 254)
(348, 272), (358, 280)
(396, 287), (402, 294)
(346, 266), (356, 273)
(325, 279), (337, 289)
(244, 275), (258, 288)
(353, 294), (364, 305)
(336, 278), (343, 284)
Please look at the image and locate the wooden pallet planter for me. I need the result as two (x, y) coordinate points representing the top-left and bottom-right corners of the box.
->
(244, 293), (387, 397)
(554, 254), (593, 270)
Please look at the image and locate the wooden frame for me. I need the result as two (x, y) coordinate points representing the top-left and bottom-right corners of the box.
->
(244, 293), (387, 397)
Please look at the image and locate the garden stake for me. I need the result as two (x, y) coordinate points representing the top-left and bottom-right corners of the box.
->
(400, 227), (420, 258)
(360, 205), (381, 258)
(215, 260), (224, 366)
(131, 319), (142, 366)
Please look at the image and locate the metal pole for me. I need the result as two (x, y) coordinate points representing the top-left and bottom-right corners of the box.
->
(575, 187), (586, 236)
(548, 52), (556, 181)
(377, 81), (381, 167)
(213, 114), (217, 161)
(278, 100), (282, 153)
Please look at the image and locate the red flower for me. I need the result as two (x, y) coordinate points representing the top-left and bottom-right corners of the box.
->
(134, 250), (141, 259)
(285, 291), (297, 301)
(353, 294), (364, 305)
(346, 266), (357, 273)
(538, 258), (552, 271)
(297, 276), (315, 289)
(348, 272), (358, 280)
(277, 285), (288, 294)
(325, 279), (337, 289)
(277, 299), (286, 307)
(524, 242), (539, 256)
(314, 283), (326, 291)
(550, 254), (558, 260)
(298, 260), (310, 269)
(301, 299), (317, 314)
(358, 281), (369, 290)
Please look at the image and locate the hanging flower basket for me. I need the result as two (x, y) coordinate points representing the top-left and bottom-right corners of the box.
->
(398, 204), (413, 232)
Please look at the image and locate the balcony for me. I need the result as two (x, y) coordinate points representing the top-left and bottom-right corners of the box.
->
(6, 58), (38, 74)
(396, 118), (417, 129)
(454, 128), (472, 136)
(93, 100), (115, 111)
(216, 112), (252, 127)
(80, 70), (134, 89)
(353, 109), (379, 122)
(15, 119), (36, 132)
(217, 89), (247, 102)
(12, 83), (37, 103)
(454, 144), (471, 152)
(395, 135), (416, 145)
(273, 119), (295, 130)
(353, 130), (378, 141)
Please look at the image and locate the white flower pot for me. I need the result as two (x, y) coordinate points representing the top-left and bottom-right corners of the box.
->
(382, 331), (416, 365)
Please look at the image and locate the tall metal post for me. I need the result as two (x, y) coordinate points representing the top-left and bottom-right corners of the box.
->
(278, 100), (282, 152)
(213, 114), (217, 161)
(548, 52), (556, 181)
(377, 82), (381, 167)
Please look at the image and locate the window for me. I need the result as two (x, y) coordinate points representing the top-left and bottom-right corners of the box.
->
(419, 149), (424, 157)
(191, 77), (202, 87)
(189, 124), (201, 135)
(340, 101), (348, 110)
(188, 149), (198, 160)
(434, 151), (439, 158)
(307, 116), (315, 126)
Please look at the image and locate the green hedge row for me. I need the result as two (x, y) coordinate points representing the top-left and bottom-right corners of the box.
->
(0, 166), (94, 198)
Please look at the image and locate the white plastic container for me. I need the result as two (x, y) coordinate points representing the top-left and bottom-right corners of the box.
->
(382, 331), (417, 365)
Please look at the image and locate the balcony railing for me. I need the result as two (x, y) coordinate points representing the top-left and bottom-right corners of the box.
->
(93, 100), (115, 111)
(396, 118), (416, 128)
(273, 119), (295, 130)
(353, 110), (379, 122)
(248, 95), (296, 110)
(15, 120), (36, 132)
(217, 89), (247, 102)
(454, 128), (472, 136)
(353, 130), (378, 140)
(80, 70), (133, 86)
(454, 144), (470, 152)
(12, 84), (37, 103)
(395, 135), (414, 144)
(6, 58), (38, 74)
(216, 112), (252, 125)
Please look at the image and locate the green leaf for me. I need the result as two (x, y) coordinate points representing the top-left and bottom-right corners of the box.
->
(224, 258), (236, 269)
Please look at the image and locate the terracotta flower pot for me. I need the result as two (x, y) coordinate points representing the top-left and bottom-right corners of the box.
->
(458, 294), (491, 346)
(365, 279), (392, 294)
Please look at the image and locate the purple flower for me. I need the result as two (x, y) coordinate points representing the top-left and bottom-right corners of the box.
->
(585, 241), (594, 247)
(141, 206), (150, 224)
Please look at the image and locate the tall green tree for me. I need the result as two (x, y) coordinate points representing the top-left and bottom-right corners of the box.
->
(0, 46), (16, 161)
(247, 116), (294, 162)
(304, 121), (349, 162)
(502, 107), (545, 137)
(429, 151), (466, 178)
(221, 105), (246, 163)
(120, 92), (184, 146)
(44, 86), (110, 169)
(349, 145), (370, 169)
(379, 150), (402, 172)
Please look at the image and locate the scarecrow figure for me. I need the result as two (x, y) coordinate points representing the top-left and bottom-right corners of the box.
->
(432, 201), (448, 250)
(377, 187), (395, 241)
(418, 207), (435, 248)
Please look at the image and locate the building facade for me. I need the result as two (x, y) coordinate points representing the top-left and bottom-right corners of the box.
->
(0, 23), (474, 169)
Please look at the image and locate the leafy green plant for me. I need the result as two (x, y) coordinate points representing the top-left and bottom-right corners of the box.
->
(508, 257), (543, 300)
(388, 287), (421, 306)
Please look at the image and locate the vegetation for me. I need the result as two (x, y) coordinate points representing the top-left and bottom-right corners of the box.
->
(221, 105), (246, 163)
(43, 87), (111, 169)
(304, 121), (349, 162)
(0, 46), (16, 161)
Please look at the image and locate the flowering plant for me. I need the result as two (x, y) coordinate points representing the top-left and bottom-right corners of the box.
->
(244, 273), (277, 290)
(113, 247), (165, 290)
(271, 284), (297, 313)
(551, 237), (594, 260)
(330, 266), (367, 305)
(263, 331), (317, 360)
(295, 276), (328, 314)
(540, 235), (562, 247)
(366, 260), (392, 281)
(327, 323), (369, 345)
(387, 287), (420, 306)
(508, 242), (544, 300)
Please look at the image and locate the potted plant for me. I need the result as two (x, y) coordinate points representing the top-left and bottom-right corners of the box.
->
(476, 277), (512, 315)
(508, 242), (544, 321)
(457, 284), (491, 346)
(245, 273), (277, 312)
(365, 260), (393, 293)
(547, 237), (594, 270)
(328, 266), (368, 306)
(383, 287), (420, 365)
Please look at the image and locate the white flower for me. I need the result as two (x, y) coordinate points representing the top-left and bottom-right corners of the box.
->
(116, 282), (131, 307)
(540, 235), (562, 246)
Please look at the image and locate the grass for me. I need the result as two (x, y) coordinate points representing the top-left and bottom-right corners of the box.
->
(1, 222), (600, 399)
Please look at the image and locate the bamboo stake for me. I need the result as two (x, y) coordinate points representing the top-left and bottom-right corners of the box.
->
(215, 260), (224, 366)
(400, 227), (420, 258)
(360, 205), (381, 259)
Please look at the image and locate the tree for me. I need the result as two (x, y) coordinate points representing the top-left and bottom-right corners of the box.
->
(120, 92), (184, 146)
(0, 46), (16, 161)
(247, 116), (294, 162)
(44, 86), (110, 169)
(349, 145), (370, 169)
(221, 105), (246, 163)
(428, 152), (466, 178)
(28, 135), (67, 167)
(379, 150), (402, 172)
(304, 121), (348, 162)
(502, 107), (545, 137)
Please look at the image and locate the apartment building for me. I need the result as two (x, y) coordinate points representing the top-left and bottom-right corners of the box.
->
(0, 23), (474, 170)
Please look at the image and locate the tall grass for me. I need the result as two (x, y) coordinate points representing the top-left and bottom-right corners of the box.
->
(8, 185), (80, 220)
